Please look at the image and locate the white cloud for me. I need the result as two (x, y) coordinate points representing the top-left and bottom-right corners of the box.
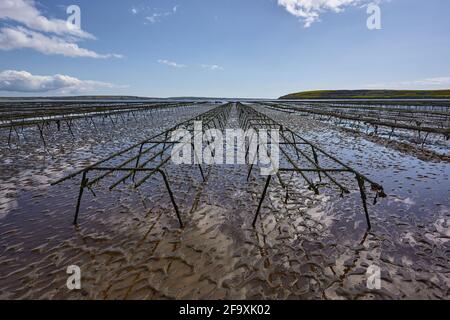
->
(143, 5), (179, 24)
(158, 59), (186, 68)
(0, 0), (121, 58)
(145, 14), (163, 24)
(0, 27), (122, 58)
(0, 70), (122, 93)
(365, 77), (450, 89)
(277, 0), (366, 27)
(201, 64), (223, 71)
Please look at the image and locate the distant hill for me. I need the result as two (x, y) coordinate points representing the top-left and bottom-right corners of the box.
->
(279, 90), (450, 100)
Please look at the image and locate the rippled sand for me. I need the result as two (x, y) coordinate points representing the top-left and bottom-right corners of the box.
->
(0, 104), (449, 300)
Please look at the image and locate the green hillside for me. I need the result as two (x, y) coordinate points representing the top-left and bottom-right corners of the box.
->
(279, 90), (450, 100)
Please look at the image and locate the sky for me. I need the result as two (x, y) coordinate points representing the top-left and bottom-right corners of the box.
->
(0, 0), (449, 98)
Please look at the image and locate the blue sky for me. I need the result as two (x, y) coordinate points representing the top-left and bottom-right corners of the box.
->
(0, 0), (449, 98)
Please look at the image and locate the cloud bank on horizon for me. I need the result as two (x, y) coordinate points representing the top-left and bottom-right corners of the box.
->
(0, 70), (123, 94)
(0, 0), (122, 58)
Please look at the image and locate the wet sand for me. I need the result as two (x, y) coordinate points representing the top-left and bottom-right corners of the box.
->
(0, 104), (449, 299)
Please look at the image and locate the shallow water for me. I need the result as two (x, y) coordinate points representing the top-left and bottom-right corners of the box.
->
(0, 103), (449, 300)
